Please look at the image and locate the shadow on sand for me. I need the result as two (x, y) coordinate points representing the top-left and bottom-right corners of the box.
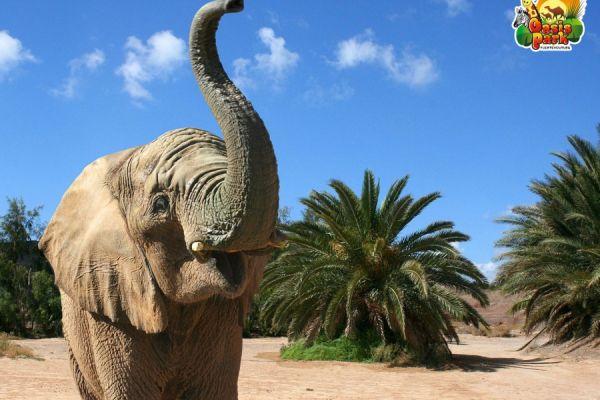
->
(446, 353), (561, 372)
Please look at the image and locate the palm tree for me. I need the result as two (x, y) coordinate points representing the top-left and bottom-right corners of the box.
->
(261, 171), (489, 363)
(497, 135), (600, 347)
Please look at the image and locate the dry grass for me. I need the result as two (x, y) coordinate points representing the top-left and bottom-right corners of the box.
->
(485, 324), (515, 338)
(456, 323), (517, 338)
(0, 333), (37, 359)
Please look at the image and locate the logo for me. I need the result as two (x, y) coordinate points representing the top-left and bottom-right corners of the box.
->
(511, 0), (587, 51)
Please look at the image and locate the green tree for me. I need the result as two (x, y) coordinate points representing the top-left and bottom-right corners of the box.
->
(261, 171), (488, 363)
(0, 257), (19, 332)
(0, 198), (61, 337)
(0, 198), (43, 262)
(31, 270), (62, 336)
(497, 134), (600, 346)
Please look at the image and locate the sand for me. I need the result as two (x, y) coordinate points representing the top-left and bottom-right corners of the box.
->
(0, 335), (598, 400)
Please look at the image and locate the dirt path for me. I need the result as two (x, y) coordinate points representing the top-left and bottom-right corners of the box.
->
(0, 335), (598, 399)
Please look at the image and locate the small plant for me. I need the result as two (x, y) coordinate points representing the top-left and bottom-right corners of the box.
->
(0, 332), (36, 359)
(462, 324), (516, 338)
(485, 324), (514, 338)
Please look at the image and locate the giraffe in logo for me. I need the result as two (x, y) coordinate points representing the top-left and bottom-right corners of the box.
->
(521, 0), (541, 20)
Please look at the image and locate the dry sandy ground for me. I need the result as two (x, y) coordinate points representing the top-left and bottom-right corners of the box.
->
(0, 335), (598, 400)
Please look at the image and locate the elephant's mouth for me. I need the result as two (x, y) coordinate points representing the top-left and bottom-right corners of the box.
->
(188, 250), (247, 299)
(168, 241), (275, 303)
(211, 251), (245, 292)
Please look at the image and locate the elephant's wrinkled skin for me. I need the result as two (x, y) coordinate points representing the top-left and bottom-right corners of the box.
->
(39, 1), (280, 398)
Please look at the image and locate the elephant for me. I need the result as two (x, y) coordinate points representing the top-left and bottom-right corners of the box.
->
(39, 0), (280, 398)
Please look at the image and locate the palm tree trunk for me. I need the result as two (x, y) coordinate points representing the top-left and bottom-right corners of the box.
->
(305, 317), (322, 346)
(344, 309), (358, 340)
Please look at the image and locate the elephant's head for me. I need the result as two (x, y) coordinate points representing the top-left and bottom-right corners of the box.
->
(39, 0), (280, 333)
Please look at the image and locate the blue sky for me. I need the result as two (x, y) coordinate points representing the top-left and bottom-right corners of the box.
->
(1, 0), (599, 280)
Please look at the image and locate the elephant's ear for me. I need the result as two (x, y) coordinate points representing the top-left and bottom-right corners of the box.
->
(40, 150), (167, 333)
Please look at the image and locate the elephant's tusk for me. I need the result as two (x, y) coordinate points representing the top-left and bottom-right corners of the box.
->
(191, 242), (206, 252)
(190, 232), (286, 257)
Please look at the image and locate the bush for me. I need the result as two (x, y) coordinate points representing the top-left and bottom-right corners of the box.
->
(281, 335), (451, 367)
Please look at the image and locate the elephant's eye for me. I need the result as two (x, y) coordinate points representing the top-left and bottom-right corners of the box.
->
(152, 196), (170, 214)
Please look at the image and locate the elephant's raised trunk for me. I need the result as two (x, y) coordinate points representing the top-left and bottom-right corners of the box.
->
(189, 0), (278, 251)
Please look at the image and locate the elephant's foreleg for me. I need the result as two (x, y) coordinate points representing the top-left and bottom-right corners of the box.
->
(87, 313), (168, 400)
(69, 349), (99, 400)
(62, 293), (104, 398)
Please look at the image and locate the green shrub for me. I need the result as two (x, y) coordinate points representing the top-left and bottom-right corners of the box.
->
(281, 334), (451, 367)
(281, 336), (374, 362)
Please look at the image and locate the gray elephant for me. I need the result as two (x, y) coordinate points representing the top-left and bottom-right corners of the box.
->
(39, 0), (280, 398)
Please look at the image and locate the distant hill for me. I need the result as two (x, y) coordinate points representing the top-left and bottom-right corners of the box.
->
(457, 290), (523, 336)
(469, 290), (523, 327)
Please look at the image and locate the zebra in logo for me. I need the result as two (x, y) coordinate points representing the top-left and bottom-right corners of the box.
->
(513, 7), (530, 28)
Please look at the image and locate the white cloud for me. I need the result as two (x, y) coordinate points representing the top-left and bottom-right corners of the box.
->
(0, 30), (36, 81)
(52, 49), (105, 99)
(256, 28), (299, 79)
(232, 27), (299, 90)
(451, 242), (463, 252)
(476, 261), (499, 280)
(334, 31), (380, 68)
(116, 31), (186, 101)
(73, 49), (105, 71)
(439, 0), (472, 17)
(303, 79), (354, 107)
(332, 30), (439, 89)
